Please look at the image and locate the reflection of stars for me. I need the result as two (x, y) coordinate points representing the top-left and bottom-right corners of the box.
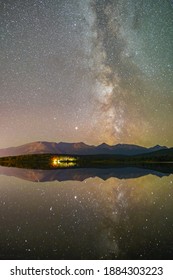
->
(75, 126), (78, 131)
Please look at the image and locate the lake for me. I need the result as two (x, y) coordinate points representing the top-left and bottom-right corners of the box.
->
(0, 166), (173, 260)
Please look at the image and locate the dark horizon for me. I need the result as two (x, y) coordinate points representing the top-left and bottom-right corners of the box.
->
(0, 139), (172, 150)
(0, 140), (172, 158)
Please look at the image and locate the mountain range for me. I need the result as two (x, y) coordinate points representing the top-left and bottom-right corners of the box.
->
(0, 141), (169, 157)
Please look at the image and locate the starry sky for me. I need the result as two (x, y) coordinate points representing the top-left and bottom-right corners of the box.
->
(0, 0), (173, 149)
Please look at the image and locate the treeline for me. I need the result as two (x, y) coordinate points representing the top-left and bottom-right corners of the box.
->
(0, 154), (52, 169)
(0, 149), (173, 169)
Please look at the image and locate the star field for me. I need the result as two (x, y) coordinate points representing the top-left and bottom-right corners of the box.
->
(0, 0), (173, 148)
(0, 171), (173, 259)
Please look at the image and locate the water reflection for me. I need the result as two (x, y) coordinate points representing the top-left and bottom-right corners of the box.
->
(0, 164), (172, 182)
(0, 166), (173, 260)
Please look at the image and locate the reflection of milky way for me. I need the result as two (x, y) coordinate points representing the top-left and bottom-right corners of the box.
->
(0, 0), (173, 148)
(1, 174), (173, 259)
(91, 176), (173, 259)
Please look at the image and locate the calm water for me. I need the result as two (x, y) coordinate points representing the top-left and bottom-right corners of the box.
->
(0, 166), (173, 260)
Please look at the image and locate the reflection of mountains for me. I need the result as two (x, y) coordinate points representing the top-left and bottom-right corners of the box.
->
(0, 164), (172, 182)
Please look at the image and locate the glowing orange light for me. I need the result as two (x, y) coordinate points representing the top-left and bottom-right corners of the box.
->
(51, 156), (77, 168)
(52, 157), (60, 167)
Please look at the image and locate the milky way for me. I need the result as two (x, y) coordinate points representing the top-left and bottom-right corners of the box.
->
(0, 0), (173, 148)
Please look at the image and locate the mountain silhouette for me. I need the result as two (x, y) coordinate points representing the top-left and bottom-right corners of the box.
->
(0, 141), (168, 157)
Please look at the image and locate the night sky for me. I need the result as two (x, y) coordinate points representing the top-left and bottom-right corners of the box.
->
(1, 0), (173, 149)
